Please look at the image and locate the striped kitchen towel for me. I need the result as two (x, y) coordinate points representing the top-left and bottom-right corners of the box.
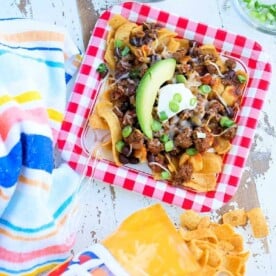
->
(0, 19), (82, 275)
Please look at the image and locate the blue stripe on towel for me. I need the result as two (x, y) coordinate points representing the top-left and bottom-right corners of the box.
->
(0, 133), (53, 188)
(0, 194), (73, 232)
(21, 133), (54, 173)
(0, 49), (64, 68)
(0, 258), (67, 274)
(0, 41), (63, 52)
(0, 143), (22, 188)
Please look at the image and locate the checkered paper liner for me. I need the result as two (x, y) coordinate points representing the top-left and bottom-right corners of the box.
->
(58, 1), (272, 212)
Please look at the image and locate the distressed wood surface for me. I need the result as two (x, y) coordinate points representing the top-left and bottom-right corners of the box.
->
(1, 0), (275, 275)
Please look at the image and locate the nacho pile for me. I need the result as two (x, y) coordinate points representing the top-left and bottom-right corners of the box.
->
(89, 15), (248, 192)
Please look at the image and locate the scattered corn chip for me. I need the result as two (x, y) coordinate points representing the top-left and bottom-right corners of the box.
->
(222, 209), (247, 227)
(179, 210), (250, 276)
(247, 207), (269, 238)
(180, 210), (202, 230)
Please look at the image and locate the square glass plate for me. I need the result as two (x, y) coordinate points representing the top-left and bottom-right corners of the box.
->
(58, 1), (272, 212)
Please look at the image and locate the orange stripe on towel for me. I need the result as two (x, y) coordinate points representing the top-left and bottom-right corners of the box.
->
(0, 189), (10, 201)
(19, 175), (50, 191)
(0, 31), (64, 43)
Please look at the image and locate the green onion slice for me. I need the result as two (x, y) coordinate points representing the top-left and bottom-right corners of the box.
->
(237, 74), (247, 83)
(151, 120), (162, 132)
(199, 84), (212, 95)
(164, 140), (174, 152)
(220, 116), (235, 128)
(115, 140), (125, 153)
(189, 97), (197, 107)
(121, 46), (130, 56)
(169, 101), (180, 112)
(96, 63), (108, 74)
(161, 170), (171, 180)
(122, 125), (132, 138)
(176, 74), (187, 84)
(114, 39), (124, 48)
(186, 147), (198, 156)
(159, 111), (168, 121)
(160, 134), (169, 143)
(173, 92), (182, 103)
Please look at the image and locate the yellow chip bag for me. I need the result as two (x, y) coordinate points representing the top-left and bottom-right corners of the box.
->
(103, 204), (200, 275)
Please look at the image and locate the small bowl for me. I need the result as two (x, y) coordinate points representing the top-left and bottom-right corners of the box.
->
(234, 0), (276, 35)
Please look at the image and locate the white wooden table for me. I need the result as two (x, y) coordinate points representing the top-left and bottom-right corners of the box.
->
(1, 1), (275, 275)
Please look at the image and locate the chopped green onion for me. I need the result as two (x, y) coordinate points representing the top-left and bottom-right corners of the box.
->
(122, 125), (132, 138)
(160, 134), (169, 143)
(159, 111), (168, 121)
(151, 120), (162, 132)
(176, 74), (187, 83)
(220, 116), (235, 128)
(189, 97), (197, 107)
(115, 140), (125, 153)
(241, 0), (276, 25)
(267, 12), (275, 21)
(173, 93), (182, 103)
(169, 101), (180, 112)
(164, 140), (174, 152)
(237, 74), (247, 83)
(96, 63), (108, 74)
(161, 170), (171, 180)
(186, 147), (198, 156)
(199, 84), (212, 95)
(114, 39), (123, 48)
(121, 46), (130, 56)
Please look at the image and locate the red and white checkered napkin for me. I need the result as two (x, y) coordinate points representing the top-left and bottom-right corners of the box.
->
(58, 1), (272, 212)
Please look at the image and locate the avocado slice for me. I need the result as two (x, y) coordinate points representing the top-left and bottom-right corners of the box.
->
(136, 58), (176, 139)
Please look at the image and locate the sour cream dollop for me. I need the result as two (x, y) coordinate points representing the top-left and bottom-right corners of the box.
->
(157, 83), (197, 121)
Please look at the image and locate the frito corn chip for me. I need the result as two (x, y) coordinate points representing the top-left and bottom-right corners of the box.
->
(247, 207), (269, 238)
(214, 136), (232, 155)
(180, 228), (218, 244)
(179, 153), (190, 166)
(167, 37), (180, 52)
(88, 111), (109, 130)
(211, 77), (225, 96)
(157, 28), (177, 45)
(189, 153), (203, 172)
(96, 100), (122, 165)
(222, 209), (247, 227)
(224, 252), (250, 275)
(211, 223), (235, 240)
(180, 210), (202, 230)
(134, 145), (147, 163)
(207, 248), (222, 268)
(184, 173), (217, 192)
(114, 22), (137, 43)
(179, 209), (250, 276)
(200, 152), (222, 174)
(104, 38), (116, 70)
(108, 14), (128, 30)
(222, 85), (238, 106)
(200, 44), (219, 58)
(226, 234), (244, 252)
